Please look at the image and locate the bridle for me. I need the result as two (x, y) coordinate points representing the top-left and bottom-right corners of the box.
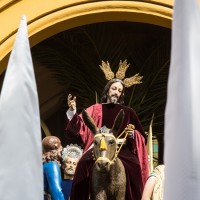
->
(92, 131), (128, 165)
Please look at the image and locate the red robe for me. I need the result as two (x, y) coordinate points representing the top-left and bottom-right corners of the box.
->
(65, 103), (149, 200)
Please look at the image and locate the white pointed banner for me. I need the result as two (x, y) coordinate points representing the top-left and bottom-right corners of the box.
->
(164, 0), (200, 199)
(147, 114), (154, 173)
(0, 15), (43, 199)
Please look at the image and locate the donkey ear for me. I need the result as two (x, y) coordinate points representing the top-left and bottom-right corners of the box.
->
(111, 109), (124, 137)
(82, 109), (98, 135)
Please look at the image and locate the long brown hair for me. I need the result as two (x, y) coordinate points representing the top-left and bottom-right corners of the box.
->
(42, 136), (62, 166)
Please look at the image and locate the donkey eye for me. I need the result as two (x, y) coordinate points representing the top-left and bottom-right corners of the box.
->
(109, 139), (114, 145)
(94, 140), (98, 145)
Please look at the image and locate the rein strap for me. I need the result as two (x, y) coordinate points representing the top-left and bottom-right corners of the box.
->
(93, 131), (128, 165)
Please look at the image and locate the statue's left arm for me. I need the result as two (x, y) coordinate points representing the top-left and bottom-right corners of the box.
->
(129, 108), (147, 142)
(129, 108), (149, 187)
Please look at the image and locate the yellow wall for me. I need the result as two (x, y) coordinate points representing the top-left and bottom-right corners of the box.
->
(0, 0), (173, 74)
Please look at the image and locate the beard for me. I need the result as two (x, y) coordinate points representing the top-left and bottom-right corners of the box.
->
(64, 168), (75, 175)
(108, 95), (119, 104)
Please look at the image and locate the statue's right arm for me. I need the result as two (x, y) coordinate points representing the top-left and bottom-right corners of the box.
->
(64, 94), (81, 138)
(64, 109), (82, 138)
(141, 175), (156, 200)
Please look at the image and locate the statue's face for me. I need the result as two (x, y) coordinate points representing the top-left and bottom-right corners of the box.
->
(63, 157), (79, 176)
(107, 82), (123, 103)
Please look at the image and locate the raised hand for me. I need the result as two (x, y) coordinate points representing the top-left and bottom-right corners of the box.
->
(68, 94), (76, 111)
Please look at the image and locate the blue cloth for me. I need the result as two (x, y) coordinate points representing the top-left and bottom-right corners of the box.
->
(43, 161), (65, 200)
(61, 179), (73, 200)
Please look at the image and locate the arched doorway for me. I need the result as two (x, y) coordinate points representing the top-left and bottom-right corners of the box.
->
(0, 0), (173, 164)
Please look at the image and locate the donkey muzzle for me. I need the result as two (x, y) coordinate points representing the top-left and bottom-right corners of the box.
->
(95, 157), (112, 172)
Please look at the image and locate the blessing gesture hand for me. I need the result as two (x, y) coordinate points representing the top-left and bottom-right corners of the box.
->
(68, 94), (76, 111)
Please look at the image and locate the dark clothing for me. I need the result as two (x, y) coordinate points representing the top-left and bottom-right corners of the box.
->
(65, 103), (149, 200)
(61, 179), (73, 200)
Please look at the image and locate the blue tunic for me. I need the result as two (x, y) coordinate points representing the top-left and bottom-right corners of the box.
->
(61, 179), (73, 200)
(43, 161), (65, 200)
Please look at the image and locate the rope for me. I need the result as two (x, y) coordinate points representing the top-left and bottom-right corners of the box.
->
(93, 129), (131, 164)
(111, 131), (129, 163)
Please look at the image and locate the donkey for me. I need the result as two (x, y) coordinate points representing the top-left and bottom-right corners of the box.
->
(82, 109), (126, 200)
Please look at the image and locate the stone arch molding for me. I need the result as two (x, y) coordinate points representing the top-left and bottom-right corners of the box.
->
(0, 0), (173, 74)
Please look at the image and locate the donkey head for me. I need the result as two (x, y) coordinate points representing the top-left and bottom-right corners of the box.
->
(82, 109), (124, 172)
